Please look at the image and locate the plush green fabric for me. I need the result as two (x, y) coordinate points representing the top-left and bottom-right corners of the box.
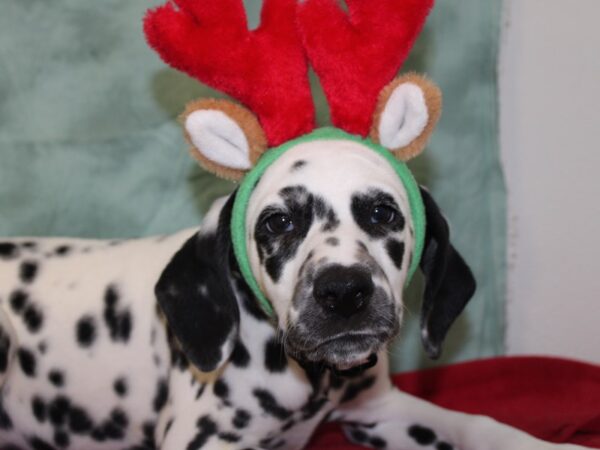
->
(0, 0), (504, 372)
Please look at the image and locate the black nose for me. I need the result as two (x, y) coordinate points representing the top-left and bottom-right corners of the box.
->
(313, 265), (374, 317)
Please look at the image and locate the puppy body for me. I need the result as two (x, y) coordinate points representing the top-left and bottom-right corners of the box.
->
(0, 144), (588, 450)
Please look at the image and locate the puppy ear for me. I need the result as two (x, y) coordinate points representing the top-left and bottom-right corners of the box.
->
(182, 99), (268, 181)
(370, 73), (442, 161)
(418, 187), (476, 359)
(155, 195), (240, 372)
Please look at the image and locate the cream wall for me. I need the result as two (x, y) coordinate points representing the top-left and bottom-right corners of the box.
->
(500, 0), (600, 363)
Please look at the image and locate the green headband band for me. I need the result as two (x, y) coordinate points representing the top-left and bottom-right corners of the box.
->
(231, 127), (425, 317)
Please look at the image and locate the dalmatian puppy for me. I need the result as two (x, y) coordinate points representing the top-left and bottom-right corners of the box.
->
(0, 139), (590, 450)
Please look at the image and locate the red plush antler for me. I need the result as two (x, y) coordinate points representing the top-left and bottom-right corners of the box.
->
(144, 0), (315, 146)
(297, 0), (434, 137)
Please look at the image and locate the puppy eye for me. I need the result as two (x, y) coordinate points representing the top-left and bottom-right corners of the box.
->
(265, 214), (294, 234)
(370, 205), (396, 224)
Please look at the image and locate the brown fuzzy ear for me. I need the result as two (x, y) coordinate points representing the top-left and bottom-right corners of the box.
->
(370, 73), (442, 161)
(181, 99), (268, 181)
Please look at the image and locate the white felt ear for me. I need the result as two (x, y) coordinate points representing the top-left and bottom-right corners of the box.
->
(185, 109), (252, 170)
(378, 83), (429, 150)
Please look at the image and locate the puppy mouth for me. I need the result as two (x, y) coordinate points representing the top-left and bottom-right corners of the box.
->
(286, 331), (388, 371)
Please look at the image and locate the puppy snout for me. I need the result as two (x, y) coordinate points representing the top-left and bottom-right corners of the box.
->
(313, 265), (374, 317)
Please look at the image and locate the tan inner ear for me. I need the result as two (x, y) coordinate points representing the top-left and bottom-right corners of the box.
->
(370, 73), (442, 161)
(180, 99), (268, 182)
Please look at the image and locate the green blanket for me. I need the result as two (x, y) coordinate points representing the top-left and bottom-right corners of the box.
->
(0, 0), (504, 372)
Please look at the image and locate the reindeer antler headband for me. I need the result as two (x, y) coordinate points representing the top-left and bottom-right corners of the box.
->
(144, 0), (441, 316)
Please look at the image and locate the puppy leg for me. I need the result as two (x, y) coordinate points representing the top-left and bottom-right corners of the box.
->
(336, 385), (589, 450)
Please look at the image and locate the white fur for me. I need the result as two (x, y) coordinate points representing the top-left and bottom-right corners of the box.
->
(378, 83), (429, 150)
(185, 110), (252, 170)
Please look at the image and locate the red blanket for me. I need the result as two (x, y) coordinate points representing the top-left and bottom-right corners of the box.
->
(308, 356), (600, 449)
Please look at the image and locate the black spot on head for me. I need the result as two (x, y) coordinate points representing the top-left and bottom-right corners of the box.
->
(408, 424), (437, 445)
(351, 189), (405, 238)
(18, 347), (36, 377)
(110, 408), (129, 429)
(281, 419), (295, 431)
(76, 316), (96, 348)
(55, 245), (71, 256)
(23, 304), (44, 333)
(20, 261), (38, 284)
(385, 239), (405, 269)
(38, 341), (48, 354)
(32, 397), (47, 423)
(232, 409), (251, 429)
(54, 429), (70, 448)
(340, 376), (376, 403)
(437, 442), (454, 450)
(253, 388), (292, 420)
(103, 285), (132, 343)
(213, 379), (229, 399)
(29, 437), (56, 450)
(10, 290), (28, 313)
(195, 383), (206, 399)
(69, 406), (93, 433)
(254, 185), (316, 282)
(264, 337), (287, 373)
(114, 377), (128, 397)
(325, 237), (339, 246)
(290, 160), (307, 171)
(230, 340), (250, 368)
(48, 370), (65, 387)
(153, 379), (169, 412)
(0, 242), (18, 259)
(349, 428), (368, 443)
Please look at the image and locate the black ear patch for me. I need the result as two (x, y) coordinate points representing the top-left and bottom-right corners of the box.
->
(155, 195), (240, 372)
(418, 188), (476, 359)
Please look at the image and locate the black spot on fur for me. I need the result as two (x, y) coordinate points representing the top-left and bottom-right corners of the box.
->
(301, 396), (328, 420)
(76, 316), (96, 348)
(340, 376), (376, 403)
(49, 396), (70, 427)
(18, 347), (36, 377)
(0, 395), (12, 429)
(103, 285), (133, 343)
(254, 186), (316, 282)
(38, 341), (47, 354)
(408, 425), (437, 445)
(281, 419), (295, 431)
(325, 237), (339, 246)
(195, 383), (206, 400)
(232, 409), (251, 429)
(187, 416), (217, 450)
(48, 370), (65, 387)
(213, 379), (229, 399)
(385, 239), (405, 269)
(264, 337), (287, 372)
(10, 289), (28, 313)
(55, 245), (71, 256)
(110, 408), (129, 429)
(23, 304), (44, 333)
(219, 432), (241, 443)
(437, 442), (454, 450)
(351, 189), (405, 238)
(20, 261), (38, 284)
(69, 406), (93, 433)
(230, 340), (250, 368)
(54, 430), (70, 448)
(0, 242), (18, 259)
(370, 436), (387, 449)
(114, 377), (128, 397)
(291, 160), (307, 171)
(253, 388), (292, 420)
(142, 421), (156, 449)
(0, 326), (10, 373)
(349, 428), (368, 443)
(153, 379), (168, 412)
(32, 397), (47, 423)
(29, 437), (56, 450)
